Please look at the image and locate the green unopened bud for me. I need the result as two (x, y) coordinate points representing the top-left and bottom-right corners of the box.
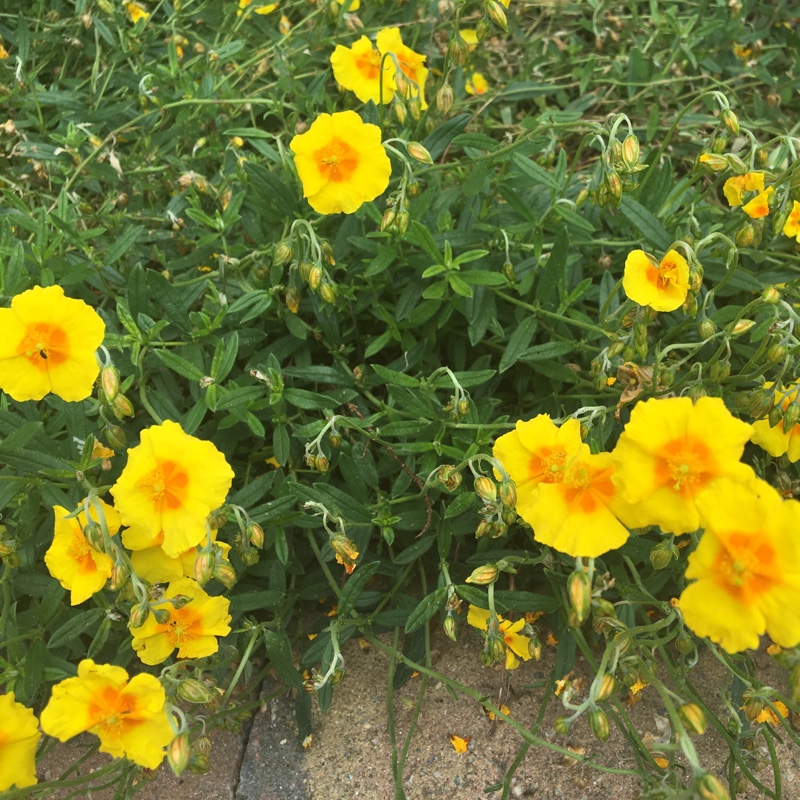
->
(308, 264), (323, 291)
(742, 689), (765, 722)
(736, 223), (757, 248)
(761, 286), (781, 304)
(100, 365), (120, 402)
(436, 83), (454, 115)
(319, 281), (338, 304)
(485, 0), (507, 30)
(650, 539), (679, 569)
(443, 614), (457, 641)
(104, 424), (126, 450)
(474, 476), (498, 503)
(274, 242), (293, 265)
(168, 732), (191, 777)
(679, 702), (707, 735)
(490, 521), (507, 538)
(498, 478), (517, 509)
(407, 180), (421, 198)
(110, 562), (129, 591)
(395, 211), (410, 235)
(711, 134), (728, 154)
(528, 634), (542, 661)
(213, 561), (237, 588)
(83, 521), (106, 553)
(408, 98), (422, 121)
(730, 319), (755, 336)
(769, 404), (784, 428)
(783, 402), (800, 432)
(248, 523), (264, 548)
(567, 570), (592, 624)
(457, 398), (470, 417)
(554, 716), (571, 735)
(129, 603), (149, 629)
(595, 674), (616, 702)
(766, 342), (788, 365)
(589, 708), (610, 742)
(725, 153), (747, 173)
(605, 169), (622, 201)
(194, 735), (212, 756)
(675, 631), (694, 654)
(320, 240), (335, 265)
(502, 261), (515, 282)
(153, 607), (172, 624)
(489, 636), (506, 662)
(475, 519), (493, 539)
(748, 388), (775, 420)
(448, 37), (469, 66)
(721, 108), (739, 135)
(195, 550), (215, 585)
(621, 134), (640, 171)
(709, 358), (730, 382)
(407, 142), (433, 164)
(696, 773), (730, 800)
(111, 393), (134, 419)
(465, 563), (499, 585)
(699, 153), (728, 172)
(381, 208), (397, 231)
(177, 678), (214, 704)
(187, 751), (211, 775)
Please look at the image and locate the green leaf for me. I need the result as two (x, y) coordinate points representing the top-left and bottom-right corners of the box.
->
(536, 227), (569, 304)
(229, 590), (284, 613)
(499, 317), (538, 373)
(422, 113), (470, 160)
(371, 364), (419, 387)
(0, 446), (72, 475)
(394, 535), (436, 565)
(273, 425), (290, 465)
(520, 341), (576, 360)
(443, 491), (476, 518)
(153, 348), (205, 382)
(406, 221), (442, 261)
(619, 195), (672, 251)
(49, 608), (104, 649)
(283, 388), (337, 410)
(338, 561), (380, 617)
(460, 270), (506, 286)
(493, 590), (559, 612)
(512, 154), (559, 190)
(405, 587), (448, 633)
(263, 629), (304, 690)
(211, 331), (239, 382)
(448, 274), (474, 297)
(104, 225), (144, 265)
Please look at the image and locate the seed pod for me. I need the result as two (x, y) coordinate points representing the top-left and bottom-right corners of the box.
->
(177, 678), (214, 704)
(679, 702), (707, 735)
(465, 563), (499, 585)
(567, 570), (592, 624)
(437, 465), (462, 491)
(589, 708), (610, 742)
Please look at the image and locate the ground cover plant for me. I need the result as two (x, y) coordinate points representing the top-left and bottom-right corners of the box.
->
(2, 0), (800, 797)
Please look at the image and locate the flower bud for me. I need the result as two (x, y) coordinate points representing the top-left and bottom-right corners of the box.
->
(594, 674), (616, 702)
(213, 561), (237, 588)
(650, 539), (679, 569)
(721, 108), (739, 135)
(766, 342), (788, 365)
(195, 550), (215, 585)
(709, 358), (730, 382)
(129, 603), (149, 629)
(437, 465), (462, 491)
(328, 433), (342, 448)
(485, 0), (508, 31)
(248, 523), (264, 548)
(741, 689), (765, 722)
(448, 37), (469, 66)
(110, 562), (129, 591)
(381, 209), (397, 231)
(395, 211), (410, 235)
(730, 319), (755, 336)
(320, 241), (335, 265)
(408, 98), (422, 121)
(768, 405), (783, 428)
(675, 632), (694, 654)
(567, 570), (592, 624)
(475, 519), (492, 539)
(83, 521), (106, 553)
(465, 564), (499, 585)
(489, 636), (506, 662)
(407, 142), (433, 165)
(285, 288), (300, 314)
(100, 365), (120, 401)
(735, 223), (756, 248)
(177, 678), (214, 704)
(187, 751), (211, 775)
(554, 716), (571, 735)
(194, 735), (212, 756)
(697, 316), (716, 340)
(589, 708), (610, 742)
(679, 702), (707, 735)
(330, 533), (359, 564)
(476, 18), (490, 40)
(528, 634), (542, 661)
(274, 241), (293, 265)
(152, 607), (172, 624)
(696, 773), (730, 800)
(308, 264), (323, 291)
(761, 286), (781, 304)
(168, 732), (191, 777)
(104, 424), (126, 450)
(605, 169), (622, 202)
(498, 478), (517, 509)
(621, 134), (640, 171)
(319, 281), (339, 305)
(502, 261), (516, 282)
(111, 393), (134, 419)
(748, 388), (774, 420)
(443, 614), (457, 641)
(698, 153), (728, 172)
(457, 398), (470, 417)
(490, 521), (507, 538)
(783, 402), (800, 432)
(393, 99), (407, 124)
(436, 83), (454, 115)
(474, 476), (498, 503)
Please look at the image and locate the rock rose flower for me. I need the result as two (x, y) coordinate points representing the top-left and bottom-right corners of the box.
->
(467, 605), (532, 670)
(0, 285), (105, 402)
(0, 692), (40, 791)
(622, 249), (690, 312)
(330, 35), (394, 104)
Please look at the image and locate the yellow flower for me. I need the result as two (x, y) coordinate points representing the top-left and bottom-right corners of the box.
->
(236, 0), (278, 16)
(459, 29), (479, 50)
(0, 285), (105, 402)
(130, 577), (232, 665)
(524, 452), (631, 557)
(92, 440), (115, 459)
(499, 0), (512, 6)
(467, 605), (532, 670)
(110, 420), (234, 558)
(722, 172), (764, 207)
(742, 187), (774, 219)
(754, 700), (789, 726)
(290, 111), (392, 215)
(448, 733), (471, 752)
(783, 200), (800, 242)
(123, 525), (231, 584)
(751, 381), (800, 462)
(336, 0), (361, 10)
(0, 692), (40, 791)
(45, 500), (121, 606)
(330, 36), (394, 105)
(622, 249), (690, 312)
(40, 660), (173, 768)
(465, 72), (489, 96)
(126, 2), (150, 23)
(733, 44), (752, 59)
(376, 27), (429, 109)
(0, 43), (9, 59)
(611, 397), (755, 535)
(679, 479), (800, 653)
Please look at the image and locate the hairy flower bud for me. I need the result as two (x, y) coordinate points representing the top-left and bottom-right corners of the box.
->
(443, 614), (457, 641)
(407, 142), (433, 164)
(248, 523), (265, 549)
(83, 521), (106, 553)
(436, 83), (454, 115)
(679, 702), (707, 735)
(474, 476), (498, 503)
(319, 281), (339, 305)
(567, 570), (592, 624)
(100, 365), (120, 402)
(721, 108), (739, 135)
(485, 0), (508, 31)
(129, 602), (149, 629)
(110, 562), (129, 591)
(213, 561), (237, 588)
(448, 37), (469, 66)
(498, 478), (517, 509)
(589, 708), (610, 742)
(194, 550), (215, 585)
(111, 393), (135, 419)
(177, 678), (214, 704)
(748, 388), (774, 420)
(554, 715), (571, 735)
(104, 424), (126, 450)
(168, 732), (191, 777)
(465, 563), (499, 585)
(650, 539), (679, 569)
(308, 264), (323, 291)
(695, 773), (730, 800)
(621, 134), (640, 171)
(594, 674), (616, 702)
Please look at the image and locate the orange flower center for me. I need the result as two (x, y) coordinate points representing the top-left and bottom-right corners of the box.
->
(655, 437), (716, 495)
(647, 258), (681, 291)
(355, 48), (382, 80)
(137, 459), (189, 513)
(68, 530), (96, 573)
(315, 138), (359, 183)
(562, 462), (615, 513)
(529, 446), (568, 484)
(161, 605), (203, 647)
(88, 686), (141, 736)
(17, 322), (69, 370)
(714, 533), (776, 599)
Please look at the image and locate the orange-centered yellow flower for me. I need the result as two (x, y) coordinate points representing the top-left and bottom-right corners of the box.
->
(336, 0), (361, 9)
(45, 499), (121, 605)
(330, 36), (394, 104)
(723, 172), (765, 207)
(751, 381), (800, 462)
(40, 660), (173, 769)
(623, 249), (690, 312)
(236, 0), (278, 15)
(466, 72), (489, 96)
(130, 577), (232, 665)
(611, 396), (755, 535)
(784, 200), (800, 242)
(110, 420), (234, 558)
(126, 2), (150, 23)
(679, 479), (800, 653)
(290, 111), (392, 215)
(0, 692), (40, 791)
(467, 606), (532, 670)
(742, 187), (774, 219)
(0, 285), (105, 402)
(376, 27), (429, 109)
(524, 452), (631, 557)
